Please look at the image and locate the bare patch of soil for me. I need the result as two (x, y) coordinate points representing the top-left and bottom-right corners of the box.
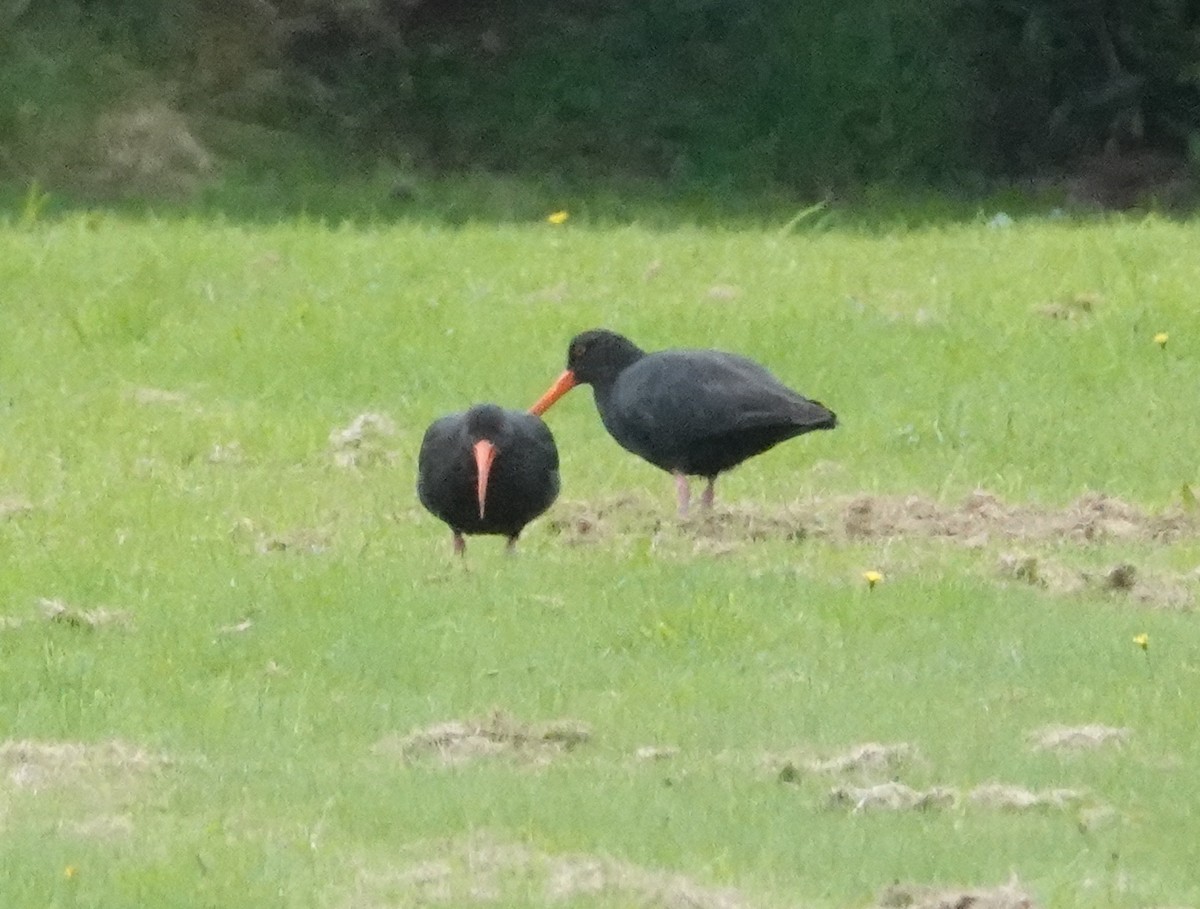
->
(967, 783), (1085, 811)
(330, 412), (398, 469)
(131, 386), (190, 407)
(821, 779), (1092, 814)
(232, 518), (331, 554)
(545, 854), (751, 909)
(683, 504), (809, 543)
(39, 598), (134, 631)
(344, 834), (757, 909)
(997, 552), (1086, 595)
(256, 528), (331, 554)
(707, 284), (743, 302)
(775, 742), (918, 783)
(691, 538), (741, 557)
(1077, 804), (1121, 832)
(998, 553), (1194, 609)
(60, 813), (135, 840)
(825, 782), (956, 812)
(377, 711), (591, 767)
(546, 495), (660, 545)
(807, 742), (917, 775)
(548, 496), (809, 548)
(1103, 563), (1137, 590)
(548, 489), (1194, 549)
(1030, 724), (1131, 752)
(876, 877), (1038, 909)
(1033, 292), (1103, 322)
(0, 739), (171, 791)
(840, 490), (1191, 545)
(635, 745), (680, 762)
(207, 441), (245, 464)
(0, 495), (33, 519)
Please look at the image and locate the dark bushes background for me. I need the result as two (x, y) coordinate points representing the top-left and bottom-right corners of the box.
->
(961, 0), (1200, 172)
(2, 0), (1199, 191)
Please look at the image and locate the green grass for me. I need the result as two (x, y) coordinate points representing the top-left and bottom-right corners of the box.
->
(1, 207), (1199, 908)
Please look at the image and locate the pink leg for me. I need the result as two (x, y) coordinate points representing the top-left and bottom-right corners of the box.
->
(700, 477), (716, 510)
(452, 532), (466, 556)
(674, 472), (691, 517)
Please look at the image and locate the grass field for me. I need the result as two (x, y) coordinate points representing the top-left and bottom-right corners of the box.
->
(1, 205), (1199, 907)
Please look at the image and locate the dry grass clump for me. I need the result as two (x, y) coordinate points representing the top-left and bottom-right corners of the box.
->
(875, 876), (1039, 909)
(343, 834), (756, 909)
(843, 490), (1192, 545)
(821, 781), (1091, 815)
(826, 782), (956, 812)
(966, 783), (1085, 811)
(1029, 724), (1131, 752)
(806, 742), (916, 775)
(550, 489), (1196, 551)
(998, 553), (1194, 609)
(0, 495), (34, 518)
(39, 597), (133, 630)
(376, 711), (591, 767)
(1, 739), (171, 790)
(330, 412), (398, 469)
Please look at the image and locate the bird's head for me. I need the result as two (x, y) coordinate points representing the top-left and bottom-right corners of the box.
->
(529, 329), (644, 415)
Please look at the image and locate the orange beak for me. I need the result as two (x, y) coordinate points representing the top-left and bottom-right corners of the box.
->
(529, 369), (578, 416)
(472, 439), (497, 519)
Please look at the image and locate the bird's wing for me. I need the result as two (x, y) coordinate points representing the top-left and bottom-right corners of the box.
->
(417, 415), (463, 473)
(512, 412), (560, 470)
(614, 350), (824, 444)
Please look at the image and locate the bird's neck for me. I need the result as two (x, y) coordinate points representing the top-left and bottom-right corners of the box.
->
(590, 344), (644, 392)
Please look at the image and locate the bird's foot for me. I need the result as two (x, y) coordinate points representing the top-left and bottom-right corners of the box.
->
(700, 477), (716, 510)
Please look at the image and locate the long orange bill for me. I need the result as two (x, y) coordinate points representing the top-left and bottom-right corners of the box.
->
(529, 370), (578, 416)
(473, 439), (497, 519)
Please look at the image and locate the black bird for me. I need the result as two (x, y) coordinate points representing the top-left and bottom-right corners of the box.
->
(417, 403), (560, 553)
(530, 329), (835, 515)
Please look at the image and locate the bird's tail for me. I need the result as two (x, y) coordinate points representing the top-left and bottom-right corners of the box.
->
(803, 400), (838, 430)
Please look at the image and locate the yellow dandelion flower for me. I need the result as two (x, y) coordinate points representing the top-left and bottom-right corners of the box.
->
(547, 210), (569, 225)
(1133, 632), (1149, 651)
(64, 865), (77, 879)
(863, 570), (884, 589)
(1154, 332), (1169, 348)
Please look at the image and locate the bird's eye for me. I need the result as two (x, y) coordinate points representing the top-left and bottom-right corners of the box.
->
(570, 342), (587, 360)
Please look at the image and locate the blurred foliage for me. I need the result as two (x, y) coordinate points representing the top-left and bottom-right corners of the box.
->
(1, 0), (1199, 197)
(960, 0), (1200, 170)
(396, 0), (974, 188)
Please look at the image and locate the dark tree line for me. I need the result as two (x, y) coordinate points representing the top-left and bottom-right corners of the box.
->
(4, 0), (1200, 191)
